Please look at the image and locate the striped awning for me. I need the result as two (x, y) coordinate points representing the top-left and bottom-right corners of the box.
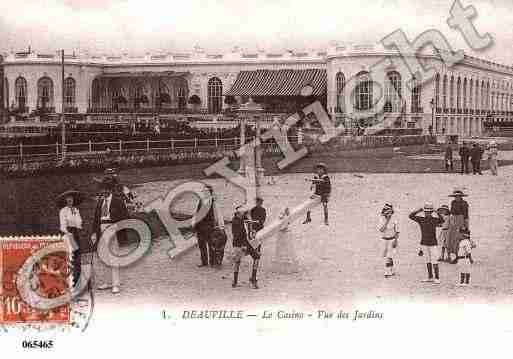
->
(225, 69), (326, 97)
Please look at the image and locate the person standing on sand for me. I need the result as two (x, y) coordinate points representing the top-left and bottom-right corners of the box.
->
(303, 163), (331, 226)
(488, 141), (499, 175)
(459, 142), (470, 174)
(456, 228), (475, 286)
(378, 203), (399, 278)
(444, 144), (453, 172)
(436, 205), (451, 262)
(447, 189), (469, 264)
(470, 143), (483, 175)
(409, 203), (443, 284)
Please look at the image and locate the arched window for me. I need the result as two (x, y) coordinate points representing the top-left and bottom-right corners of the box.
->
(91, 78), (101, 107)
(176, 78), (188, 111)
(384, 71), (402, 113)
(449, 76), (454, 109)
(411, 76), (422, 113)
(442, 75), (448, 109)
(335, 71), (345, 113)
(462, 78), (467, 110)
(355, 71), (372, 111)
(491, 92), (495, 111)
(434, 73), (440, 110)
(111, 86), (126, 111)
(37, 77), (54, 109)
(158, 82), (170, 105)
(131, 82), (147, 109)
(178, 87), (187, 111)
(207, 77), (223, 114)
(64, 77), (76, 108)
(15, 77), (27, 110)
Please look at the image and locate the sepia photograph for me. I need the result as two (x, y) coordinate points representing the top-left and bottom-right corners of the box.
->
(0, 0), (512, 357)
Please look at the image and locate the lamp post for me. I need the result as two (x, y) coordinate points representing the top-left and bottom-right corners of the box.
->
(61, 49), (66, 160)
(429, 98), (435, 136)
(235, 98), (265, 201)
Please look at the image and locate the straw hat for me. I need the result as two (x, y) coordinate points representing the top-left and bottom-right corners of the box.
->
(437, 204), (450, 215)
(423, 202), (434, 212)
(56, 190), (84, 208)
(449, 188), (468, 197)
(490, 141), (497, 147)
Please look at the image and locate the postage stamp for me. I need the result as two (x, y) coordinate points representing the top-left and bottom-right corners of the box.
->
(0, 236), (70, 324)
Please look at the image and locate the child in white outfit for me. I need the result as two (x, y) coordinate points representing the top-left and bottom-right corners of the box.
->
(378, 203), (399, 277)
(457, 228), (475, 286)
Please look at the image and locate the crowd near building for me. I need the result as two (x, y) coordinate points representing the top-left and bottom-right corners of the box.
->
(1, 43), (513, 136)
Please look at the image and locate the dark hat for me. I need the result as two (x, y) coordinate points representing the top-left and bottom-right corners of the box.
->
(56, 190), (84, 208)
(437, 205), (450, 214)
(315, 162), (328, 171)
(449, 188), (468, 197)
(256, 197), (264, 203)
(99, 177), (116, 190)
(381, 203), (394, 214)
(459, 228), (470, 238)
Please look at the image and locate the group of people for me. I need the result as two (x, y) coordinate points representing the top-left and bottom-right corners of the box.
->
(57, 168), (136, 294)
(230, 198), (267, 289)
(379, 188), (475, 286)
(444, 140), (499, 175)
(197, 163), (331, 289)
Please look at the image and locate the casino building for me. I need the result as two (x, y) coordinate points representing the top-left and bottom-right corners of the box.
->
(2, 43), (513, 136)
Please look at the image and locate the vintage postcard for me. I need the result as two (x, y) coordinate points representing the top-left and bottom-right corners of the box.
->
(1, 0), (512, 357)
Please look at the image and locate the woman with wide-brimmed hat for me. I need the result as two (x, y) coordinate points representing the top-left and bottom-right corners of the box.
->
(57, 189), (85, 286)
(446, 188), (469, 264)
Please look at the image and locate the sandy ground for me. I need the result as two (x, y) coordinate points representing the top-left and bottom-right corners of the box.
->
(89, 160), (513, 315)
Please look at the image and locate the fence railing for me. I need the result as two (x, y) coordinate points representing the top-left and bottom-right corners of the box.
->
(0, 133), (435, 165)
(0, 135), (303, 164)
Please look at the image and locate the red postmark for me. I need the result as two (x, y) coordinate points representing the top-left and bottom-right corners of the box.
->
(0, 237), (70, 324)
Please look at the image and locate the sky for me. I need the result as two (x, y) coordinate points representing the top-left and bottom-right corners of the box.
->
(0, 0), (512, 64)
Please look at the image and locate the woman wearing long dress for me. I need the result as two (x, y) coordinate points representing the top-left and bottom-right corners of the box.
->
(57, 190), (85, 286)
(446, 189), (469, 264)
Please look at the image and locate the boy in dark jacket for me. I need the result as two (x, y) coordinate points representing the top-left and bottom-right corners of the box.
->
(409, 203), (444, 284)
(459, 142), (470, 174)
(303, 163), (331, 225)
(231, 206), (261, 289)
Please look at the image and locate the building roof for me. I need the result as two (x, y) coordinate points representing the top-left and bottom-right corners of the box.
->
(98, 71), (189, 78)
(225, 69), (326, 97)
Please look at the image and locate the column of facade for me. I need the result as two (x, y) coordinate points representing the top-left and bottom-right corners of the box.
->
(77, 72), (91, 113)
(27, 74), (38, 112)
